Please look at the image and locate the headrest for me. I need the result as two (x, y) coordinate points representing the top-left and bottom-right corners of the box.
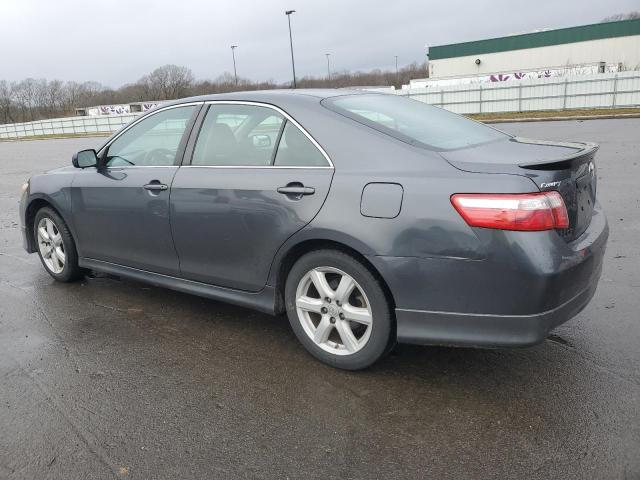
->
(284, 125), (310, 151)
(210, 123), (235, 143)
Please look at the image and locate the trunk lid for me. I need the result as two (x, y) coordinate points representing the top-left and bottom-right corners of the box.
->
(441, 137), (598, 242)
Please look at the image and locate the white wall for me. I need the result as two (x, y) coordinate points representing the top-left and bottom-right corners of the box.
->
(429, 36), (640, 79)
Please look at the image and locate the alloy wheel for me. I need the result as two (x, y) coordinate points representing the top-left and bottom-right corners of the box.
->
(295, 267), (373, 355)
(37, 217), (66, 274)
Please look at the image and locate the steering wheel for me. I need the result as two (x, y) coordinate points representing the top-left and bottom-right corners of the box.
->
(143, 148), (175, 165)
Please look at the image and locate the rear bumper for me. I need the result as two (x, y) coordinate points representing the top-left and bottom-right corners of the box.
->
(368, 204), (608, 347)
(395, 268), (600, 346)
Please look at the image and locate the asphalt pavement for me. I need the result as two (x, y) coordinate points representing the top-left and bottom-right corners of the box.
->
(0, 119), (639, 479)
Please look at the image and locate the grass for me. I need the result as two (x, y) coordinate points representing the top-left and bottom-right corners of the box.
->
(469, 107), (640, 122)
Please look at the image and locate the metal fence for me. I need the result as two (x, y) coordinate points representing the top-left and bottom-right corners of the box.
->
(1, 71), (639, 140)
(0, 113), (138, 140)
(395, 70), (640, 114)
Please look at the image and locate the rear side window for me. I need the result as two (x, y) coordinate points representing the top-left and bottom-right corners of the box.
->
(322, 94), (507, 151)
(191, 103), (329, 167)
(274, 122), (328, 167)
(192, 104), (283, 167)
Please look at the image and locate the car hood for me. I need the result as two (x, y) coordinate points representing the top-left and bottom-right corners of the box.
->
(44, 165), (76, 175)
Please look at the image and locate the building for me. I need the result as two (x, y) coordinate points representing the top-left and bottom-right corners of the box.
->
(427, 18), (640, 80)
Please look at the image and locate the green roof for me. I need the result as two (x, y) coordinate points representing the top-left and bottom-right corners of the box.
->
(429, 18), (640, 60)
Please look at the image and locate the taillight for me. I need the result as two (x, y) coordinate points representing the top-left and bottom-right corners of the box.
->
(451, 192), (569, 231)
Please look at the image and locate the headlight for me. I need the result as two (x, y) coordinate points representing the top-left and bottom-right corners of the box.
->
(20, 181), (29, 195)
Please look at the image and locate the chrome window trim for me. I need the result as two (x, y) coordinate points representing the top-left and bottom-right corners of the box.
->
(198, 100), (334, 169)
(96, 102), (204, 157)
(102, 165), (331, 171)
(101, 165), (179, 170)
(181, 165), (333, 170)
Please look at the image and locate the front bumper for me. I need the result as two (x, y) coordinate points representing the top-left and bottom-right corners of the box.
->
(19, 187), (32, 252)
(368, 204), (608, 347)
(21, 226), (31, 252)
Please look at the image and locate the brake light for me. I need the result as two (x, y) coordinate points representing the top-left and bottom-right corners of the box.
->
(451, 192), (569, 231)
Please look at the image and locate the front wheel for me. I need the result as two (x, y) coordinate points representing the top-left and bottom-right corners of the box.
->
(34, 207), (84, 282)
(285, 250), (393, 370)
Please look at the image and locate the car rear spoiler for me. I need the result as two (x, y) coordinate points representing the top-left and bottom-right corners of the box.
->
(515, 137), (599, 170)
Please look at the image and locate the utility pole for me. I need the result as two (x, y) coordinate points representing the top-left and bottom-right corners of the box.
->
(325, 53), (331, 81)
(395, 55), (399, 84)
(230, 45), (238, 86)
(285, 10), (297, 88)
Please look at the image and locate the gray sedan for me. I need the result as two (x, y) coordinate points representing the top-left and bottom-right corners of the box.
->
(18, 90), (608, 370)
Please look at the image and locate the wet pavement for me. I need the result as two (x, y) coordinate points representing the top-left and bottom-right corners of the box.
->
(0, 119), (639, 479)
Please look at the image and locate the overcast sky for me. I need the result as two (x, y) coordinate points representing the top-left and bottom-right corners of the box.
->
(2, 0), (638, 87)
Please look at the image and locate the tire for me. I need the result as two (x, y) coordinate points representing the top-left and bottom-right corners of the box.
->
(285, 249), (393, 370)
(33, 207), (84, 282)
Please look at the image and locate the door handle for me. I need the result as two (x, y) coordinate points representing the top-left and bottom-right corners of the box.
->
(144, 183), (168, 191)
(277, 185), (315, 196)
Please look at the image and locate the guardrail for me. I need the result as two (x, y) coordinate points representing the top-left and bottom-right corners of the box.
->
(0, 113), (139, 140)
(395, 71), (640, 114)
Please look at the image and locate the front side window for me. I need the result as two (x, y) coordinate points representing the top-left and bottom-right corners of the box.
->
(323, 94), (508, 151)
(105, 106), (196, 167)
(192, 105), (284, 167)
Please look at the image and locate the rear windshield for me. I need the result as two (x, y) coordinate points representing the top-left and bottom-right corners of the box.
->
(322, 94), (508, 151)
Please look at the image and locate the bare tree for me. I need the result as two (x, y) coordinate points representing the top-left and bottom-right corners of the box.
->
(0, 61), (430, 124)
(139, 64), (194, 100)
(62, 81), (85, 114)
(0, 81), (14, 123)
(298, 61), (427, 89)
(601, 11), (640, 22)
(43, 80), (64, 116)
(12, 79), (42, 121)
(116, 82), (147, 103)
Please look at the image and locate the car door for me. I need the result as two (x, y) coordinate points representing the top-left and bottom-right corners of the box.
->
(71, 104), (200, 275)
(170, 102), (334, 292)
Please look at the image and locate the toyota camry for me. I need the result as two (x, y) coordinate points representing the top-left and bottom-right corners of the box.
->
(19, 90), (609, 370)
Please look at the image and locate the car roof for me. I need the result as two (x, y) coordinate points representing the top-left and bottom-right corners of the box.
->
(163, 88), (374, 107)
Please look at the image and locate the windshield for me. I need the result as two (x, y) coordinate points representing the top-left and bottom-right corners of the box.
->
(323, 94), (508, 151)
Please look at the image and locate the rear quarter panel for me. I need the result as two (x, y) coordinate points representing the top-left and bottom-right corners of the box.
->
(265, 105), (547, 312)
(267, 102), (540, 263)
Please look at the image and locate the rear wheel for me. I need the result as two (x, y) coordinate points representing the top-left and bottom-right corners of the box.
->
(34, 207), (84, 282)
(285, 249), (393, 370)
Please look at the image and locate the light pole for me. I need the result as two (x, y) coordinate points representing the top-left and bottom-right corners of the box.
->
(395, 55), (399, 81)
(325, 53), (331, 81)
(285, 10), (297, 88)
(230, 45), (238, 86)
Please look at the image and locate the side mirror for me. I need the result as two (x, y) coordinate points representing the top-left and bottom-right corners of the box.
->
(72, 149), (98, 169)
(251, 134), (272, 148)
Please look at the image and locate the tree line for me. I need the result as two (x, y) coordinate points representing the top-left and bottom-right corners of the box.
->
(0, 62), (427, 124)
